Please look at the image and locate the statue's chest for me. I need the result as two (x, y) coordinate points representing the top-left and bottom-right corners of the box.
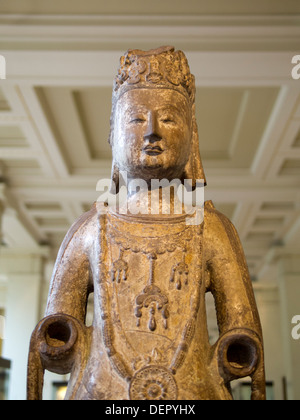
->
(108, 244), (195, 334)
(99, 214), (203, 349)
(95, 212), (204, 387)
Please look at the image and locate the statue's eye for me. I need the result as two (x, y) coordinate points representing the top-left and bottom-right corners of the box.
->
(162, 118), (174, 124)
(160, 113), (175, 124)
(130, 117), (145, 124)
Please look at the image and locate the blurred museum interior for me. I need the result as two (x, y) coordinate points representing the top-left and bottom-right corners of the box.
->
(0, 0), (300, 400)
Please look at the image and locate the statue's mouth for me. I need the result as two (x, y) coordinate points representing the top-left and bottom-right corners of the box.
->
(143, 145), (163, 156)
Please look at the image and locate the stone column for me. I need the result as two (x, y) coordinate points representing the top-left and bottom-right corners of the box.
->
(277, 255), (300, 400)
(0, 182), (5, 246)
(253, 283), (285, 400)
(1, 250), (48, 400)
(0, 183), (6, 357)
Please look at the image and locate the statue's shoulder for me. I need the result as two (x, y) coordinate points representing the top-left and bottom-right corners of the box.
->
(204, 200), (237, 237)
(203, 200), (244, 259)
(66, 202), (98, 239)
(204, 200), (229, 222)
(56, 202), (98, 261)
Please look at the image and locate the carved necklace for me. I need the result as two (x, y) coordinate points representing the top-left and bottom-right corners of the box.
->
(107, 213), (193, 331)
(97, 211), (203, 400)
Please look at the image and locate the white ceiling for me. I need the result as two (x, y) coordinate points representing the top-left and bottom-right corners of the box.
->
(1, 0), (300, 16)
(0, 2), (300, 280)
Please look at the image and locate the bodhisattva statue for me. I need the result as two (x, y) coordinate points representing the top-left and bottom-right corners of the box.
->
(27, 46), (265, 400)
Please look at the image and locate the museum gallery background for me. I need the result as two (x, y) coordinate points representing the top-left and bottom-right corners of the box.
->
(0, 0), (300, 400)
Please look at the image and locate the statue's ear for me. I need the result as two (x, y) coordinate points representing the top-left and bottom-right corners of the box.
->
(108, 107), (120, 194)
(183, 111), (207, 188)
(109, 160), (119, 194)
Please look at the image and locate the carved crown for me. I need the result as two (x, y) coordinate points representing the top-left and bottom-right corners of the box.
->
(113, 46), (195, 104)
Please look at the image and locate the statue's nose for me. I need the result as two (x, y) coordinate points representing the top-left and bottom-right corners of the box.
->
(144, 112), (161, 142)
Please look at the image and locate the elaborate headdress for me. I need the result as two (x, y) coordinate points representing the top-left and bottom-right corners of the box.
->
(109, 46), (206, 188)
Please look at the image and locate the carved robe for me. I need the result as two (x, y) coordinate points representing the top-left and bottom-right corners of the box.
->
(27, 201), (265, 400)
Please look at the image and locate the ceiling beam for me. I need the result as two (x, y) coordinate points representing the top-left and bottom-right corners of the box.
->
(16, 86), (71, 178)
(1, 51), (298, 86)
(0, 13), (299, 52)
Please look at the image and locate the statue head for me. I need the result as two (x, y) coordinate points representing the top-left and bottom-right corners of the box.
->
(108, 46), (206, 191)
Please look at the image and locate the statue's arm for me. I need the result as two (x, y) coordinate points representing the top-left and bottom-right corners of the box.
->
(204, 200), (261, 335)
(27, 205), (97, 399)
(45, 205), (96, 323)
(204, 201), (265, 399)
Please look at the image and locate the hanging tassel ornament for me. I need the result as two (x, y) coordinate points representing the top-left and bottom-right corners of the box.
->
(111, 249), (128, 283)
(170, 261), (189, 290)
(148, 306), (156, 332)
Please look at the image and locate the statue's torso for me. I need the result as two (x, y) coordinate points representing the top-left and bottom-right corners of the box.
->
(73, 210), (230, 400)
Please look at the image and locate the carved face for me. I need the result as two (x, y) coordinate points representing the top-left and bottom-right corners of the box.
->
(112, 88), (192, 181)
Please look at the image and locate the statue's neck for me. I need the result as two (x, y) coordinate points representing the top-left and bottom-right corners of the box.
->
(115, 185), (194, 217)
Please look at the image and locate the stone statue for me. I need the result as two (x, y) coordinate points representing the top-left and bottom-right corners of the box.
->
(27, 46), (265, 400)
